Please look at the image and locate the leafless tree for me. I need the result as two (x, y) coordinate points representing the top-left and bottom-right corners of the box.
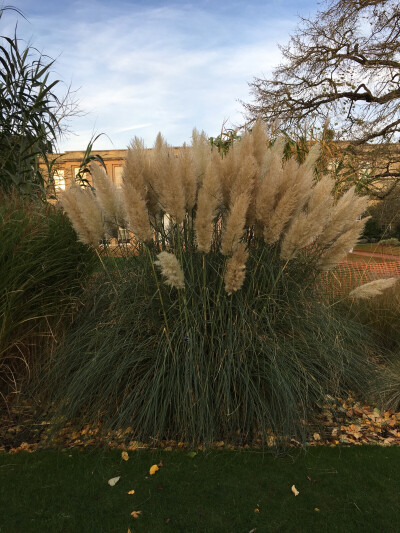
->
(243, 0), (400, 197)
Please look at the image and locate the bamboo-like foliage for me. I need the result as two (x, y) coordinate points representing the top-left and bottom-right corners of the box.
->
(48, 120), (380, 448)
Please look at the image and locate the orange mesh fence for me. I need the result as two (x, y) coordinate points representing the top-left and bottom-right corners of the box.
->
(318, 260), (400, 299)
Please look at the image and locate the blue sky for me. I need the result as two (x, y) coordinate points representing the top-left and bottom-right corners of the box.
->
(1, 0), (319, 151)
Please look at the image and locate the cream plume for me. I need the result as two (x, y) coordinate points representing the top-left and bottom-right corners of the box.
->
(124, 137), (147, 192)
(250, 118), (268, 167)
(178, 143), (197, 211)
(349, 278), (398, 299)
(122, 180), (153, 242)
(318, 218), (368, 271)
(89, 162), (126, 228)
(221, 193), (251, 256)
(255, 137), (285, 227)
(219, 146), (236, 208)
(60, 187), (92, 245)
(152, 134), (185, 223)
(264, 148), (319, 244)
(316, 187), (369, 248)
(195, 151), (222, 253)
(61, 186), (104, 247)
(224, 243), (249, 295)
(191, 128), (211, 186)
(280, 176), (334, 260)
(230, 154), (257, 201)
(155, 251), (185, 289)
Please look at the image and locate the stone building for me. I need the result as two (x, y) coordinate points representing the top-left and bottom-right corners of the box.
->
(43, 147), (181, 193)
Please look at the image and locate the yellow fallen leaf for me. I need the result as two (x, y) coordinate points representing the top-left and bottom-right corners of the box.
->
(254, 508), (260, 513)
(108, 476), (120, 486)
(314, 508), (320, 512)
(291, 485), (299, 496)
(128, 490), (135, 495)
(313, 433), (321, 441)
(121, 451), (129, 461)
(149, 464), (159, 475)
(131, 510), (142, 518)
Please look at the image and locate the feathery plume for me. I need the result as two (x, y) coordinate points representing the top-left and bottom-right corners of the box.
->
(318, 218), (368, 271)
(221, 193), (251, 255)
(224, 243), (249, 295)
(122, 180), (153, 242)
(230, 154), (257, 201)
(280, 176), (334, 260)
(265, 147), (322, 245)
(219, 146), (236, 208)
(60, 187), (93, 245)
(349, 278), (398, 299)
(123, 137), (147, 192)
(195, 151), (222, 253)
(191, 128), (211, 186)
(152, 135), (185, 223)
(255, 137), (285, 227)
(90, 162), (126, 228)
(250, 118), (268, 167)
(264, 159), (302, 244)
(61, 186), (104, 246)
(302, 143), (320, 172)
(178, 143), (197, 211)
(155, 251), (185, 289)
(236, 130), (253, 162)
(317, 187), (369, 248)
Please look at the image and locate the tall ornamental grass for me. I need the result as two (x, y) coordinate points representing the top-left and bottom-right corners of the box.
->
(0, 192), (96, 404)
(44, 120), (380, 446)
(343, 279), (400, 411)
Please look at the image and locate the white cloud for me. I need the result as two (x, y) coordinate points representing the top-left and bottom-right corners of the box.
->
(2, 0), (311, 151)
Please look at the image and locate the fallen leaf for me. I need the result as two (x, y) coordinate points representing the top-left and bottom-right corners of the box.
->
(131, 510), (142, 518)
(254, 508), (260, 513)
(314, 508), (320, 512)
(313, 433), (321, 441)
(291, 485), (299, 496)
(187, 451), (197, 458)
(127, 489), (135, 495)
(121, 451), (129, 461)
(108, 476), (120, 486)
(149, 464), (159, 475)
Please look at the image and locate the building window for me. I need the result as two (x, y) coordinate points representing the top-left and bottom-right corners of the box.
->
(114, 166), (123, 188)
(53, 170), (65, 191)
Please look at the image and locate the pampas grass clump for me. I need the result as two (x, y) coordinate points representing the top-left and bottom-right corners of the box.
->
(44, 120), (380, 447)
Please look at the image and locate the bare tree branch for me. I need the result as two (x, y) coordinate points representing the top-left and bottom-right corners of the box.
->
(242, 0), (400, 194)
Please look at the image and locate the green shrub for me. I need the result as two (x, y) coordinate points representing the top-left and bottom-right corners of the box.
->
(362, 217), (383, 242)
(0, 192), (96, 401)
(378, 237), (400, 246)
(43, 122), (379, 447)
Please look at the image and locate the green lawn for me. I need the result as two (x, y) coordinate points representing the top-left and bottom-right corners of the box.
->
(354, 244), (400, 257)
(1, 446), (399, 533)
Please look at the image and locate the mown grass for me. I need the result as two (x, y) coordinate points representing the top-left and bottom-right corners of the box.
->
(0, 447), (399, 533)
(344, 252), (399, 264)
(354, 244), (400, 257)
